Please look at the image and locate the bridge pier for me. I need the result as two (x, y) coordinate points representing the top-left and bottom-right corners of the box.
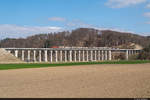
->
(50, 50), (53, 62)
(65, 50), (67, 62)
(86, 50), (89, 62)
(22, 50), (25, 61)
(44, 50), (48, 62)
(60, 50), (63, 62)
(105, 51), (107, 60)
(33, 50), (36, 62)
(55, 51), (58, 62)
(15, 50), (18, 58)
(109, 50), (112, 61)
(91, 50), (93, 61)
(27, 50), (30, 61)
(78, 50), (81, 62)
(39, 50), (41, 62)
(69, 50), (72, 62)
(95, 50), (97, 61)
(74, 50), (77, 62)
(101, 50), (104, 61)
(82, 51), (84, 62)
(126, 50), (129, 60)
(98, 51), (100, 61)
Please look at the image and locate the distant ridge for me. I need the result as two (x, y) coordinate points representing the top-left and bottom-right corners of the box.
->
(0, 28), (150, 48)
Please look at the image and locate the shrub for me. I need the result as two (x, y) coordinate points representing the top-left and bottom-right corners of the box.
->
(112, 52), (125, 60)
(129, 54), (139, 60)
(138, 45), (150, 60)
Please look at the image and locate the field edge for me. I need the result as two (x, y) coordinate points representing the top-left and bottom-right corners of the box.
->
(0, 60), (150, 70)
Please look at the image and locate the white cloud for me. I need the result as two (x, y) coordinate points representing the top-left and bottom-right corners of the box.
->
(146, 3), (150, 8)
(94, 27), (150, 36)
(145, 21), (150, 24)
(60, 18), (139, 35)
(106, 0), (147, 8)
(48, 17), (93, 28)
(0, 24), (63, 39)
(93, 27), (136, 34)
(143, 12), (150, 17)
(48, 17), (66, 22)
(0, 24), (149, 40)
(65, 20), (93, 28)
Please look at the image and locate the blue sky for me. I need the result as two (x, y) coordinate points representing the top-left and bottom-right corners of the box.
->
(0, 0), (150, 39)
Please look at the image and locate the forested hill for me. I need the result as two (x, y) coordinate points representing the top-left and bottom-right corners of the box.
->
(0, 28), (150, 49)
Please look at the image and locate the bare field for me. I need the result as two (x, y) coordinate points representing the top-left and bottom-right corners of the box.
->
(0, 64), (150, 98)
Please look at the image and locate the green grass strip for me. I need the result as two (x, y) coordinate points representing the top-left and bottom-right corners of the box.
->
(0, 60), (150, 70)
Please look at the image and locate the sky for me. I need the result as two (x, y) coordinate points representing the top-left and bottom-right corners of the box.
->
(0, 0), (150, 39)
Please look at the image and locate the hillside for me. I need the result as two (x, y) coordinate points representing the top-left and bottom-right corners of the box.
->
(0, 28), (150, 49)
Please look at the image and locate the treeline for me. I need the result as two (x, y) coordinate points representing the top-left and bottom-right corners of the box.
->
(0, 28), (150, 48)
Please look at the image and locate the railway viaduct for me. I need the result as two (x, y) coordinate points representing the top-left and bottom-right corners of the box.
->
(4, 47), (141, 63)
